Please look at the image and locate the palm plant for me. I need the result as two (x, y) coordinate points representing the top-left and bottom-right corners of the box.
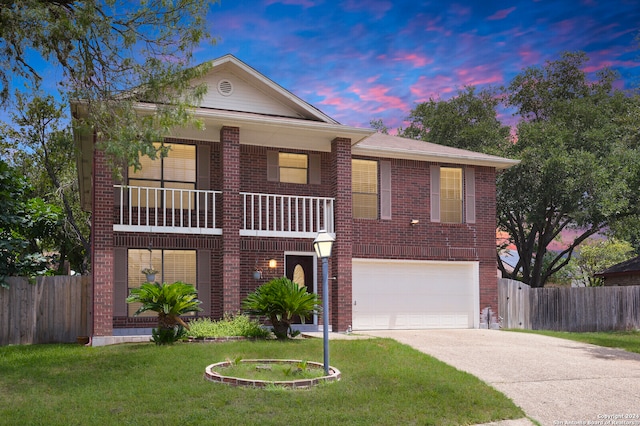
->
(126, 281), (202, 344)
(242, 277), (320, 340)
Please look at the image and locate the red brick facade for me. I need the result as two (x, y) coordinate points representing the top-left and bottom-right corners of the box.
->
(91, 129), (500, 336)
(78, 55), (511, 341)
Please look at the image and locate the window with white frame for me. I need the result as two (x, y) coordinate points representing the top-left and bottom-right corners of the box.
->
(440, 167), (463, 223)
(127, 249), (197, 317)
(128, 143), (196, 208)
(278, 152), (308, 184)
(352, 159), (378, 219)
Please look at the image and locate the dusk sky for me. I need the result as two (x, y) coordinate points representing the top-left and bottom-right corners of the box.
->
(196, 0), (640, 131)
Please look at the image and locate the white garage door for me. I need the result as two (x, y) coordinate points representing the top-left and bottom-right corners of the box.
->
(352, 259), (479, 330)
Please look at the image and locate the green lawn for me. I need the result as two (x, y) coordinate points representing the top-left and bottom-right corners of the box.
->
(0, 338), (524, 426)
(510, 329), (640, 354)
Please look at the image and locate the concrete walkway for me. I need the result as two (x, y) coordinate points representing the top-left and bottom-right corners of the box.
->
(364, 329), (640, 426)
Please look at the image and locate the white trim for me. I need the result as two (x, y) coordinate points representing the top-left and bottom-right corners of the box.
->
(239, 230), (331, 239)
(353, 146), (519, 170)
(114, 225), (222, 235)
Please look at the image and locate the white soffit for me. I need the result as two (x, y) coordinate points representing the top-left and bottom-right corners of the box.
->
(353, 132), (520, 169)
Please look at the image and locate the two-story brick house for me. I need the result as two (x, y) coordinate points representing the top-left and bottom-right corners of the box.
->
(73, 55), (518, 345)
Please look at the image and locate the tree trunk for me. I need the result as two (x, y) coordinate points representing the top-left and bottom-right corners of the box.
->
(271, 321), (290, 340)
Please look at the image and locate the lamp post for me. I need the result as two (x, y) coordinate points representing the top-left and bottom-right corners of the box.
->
(313, 229), (335, 374)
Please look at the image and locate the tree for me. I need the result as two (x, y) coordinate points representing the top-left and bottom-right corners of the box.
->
(0, 0), (218, 174)
(570, 239), (635, 287)
(498, 52), (640, 287)
(393, 52), (640, 288)
(370, 118), (390, 134)
(126, 281), (202, 345)
(399, 86), (512, 155)
(1, 92), (91, 274)
(0, 159), (62, 287)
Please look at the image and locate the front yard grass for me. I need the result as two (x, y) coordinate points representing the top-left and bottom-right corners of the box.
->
(0, 338), (524, 425)
(511, 329), (640, 354)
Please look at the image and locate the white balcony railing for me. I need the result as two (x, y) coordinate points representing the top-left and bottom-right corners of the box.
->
(113, 186), (335, 238)
(113, 185), (222, 234)
(241, 192), (334, 238)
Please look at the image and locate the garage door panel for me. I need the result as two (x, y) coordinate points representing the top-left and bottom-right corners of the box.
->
(352, 259), (478, 330)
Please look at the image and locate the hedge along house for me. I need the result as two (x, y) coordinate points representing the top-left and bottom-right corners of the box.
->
(73, 55), (519, 346)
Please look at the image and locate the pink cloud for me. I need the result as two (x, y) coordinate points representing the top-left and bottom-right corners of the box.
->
(455, 66), (503, 86)
(452, 5), (472, 17)
(517, 47), (542, 69)
(347, 82), (409, 114)
(552, 19), (575, 35)
(487, 7), (516, 20)
(410, 75), (455, 103)
(390, 52), (433, 68)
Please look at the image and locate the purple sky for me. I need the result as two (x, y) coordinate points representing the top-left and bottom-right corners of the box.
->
(198, 0), (640, 131)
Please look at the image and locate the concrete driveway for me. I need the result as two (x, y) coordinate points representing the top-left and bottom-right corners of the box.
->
(364, 329), (640, 426)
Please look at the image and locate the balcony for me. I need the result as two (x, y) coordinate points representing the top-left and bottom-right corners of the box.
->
(240, 192), (334, 238)
(113, 186), (334, 237)
(113, 185), (223, 235)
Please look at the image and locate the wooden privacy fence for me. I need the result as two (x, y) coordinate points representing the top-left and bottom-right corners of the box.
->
(498, 278), (640, 332)
(498, 278), (531, 329)
(0, 276), (92, 345)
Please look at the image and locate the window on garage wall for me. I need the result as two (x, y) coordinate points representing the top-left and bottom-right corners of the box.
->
(128, 143), (196, 208)
(430, 165), (475, 224)
(440, 167), (463, 223)
(352, 159), (378, 219)
(127, 249), (197, 317)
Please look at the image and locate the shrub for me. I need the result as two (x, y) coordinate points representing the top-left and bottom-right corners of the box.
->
(187, 313), (270, 339)
(242, 277), (320, 340)
(126, 281), (202, 345)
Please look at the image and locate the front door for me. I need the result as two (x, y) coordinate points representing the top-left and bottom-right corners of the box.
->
(285, 253), (316, 326)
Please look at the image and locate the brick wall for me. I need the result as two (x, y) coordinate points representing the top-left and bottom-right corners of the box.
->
(95, 134), (501, 333)
(92, 148), (115, 336)
(330, 137), (353, 332)
(351, 155), (499, 315)
(221, 127), (241, 314)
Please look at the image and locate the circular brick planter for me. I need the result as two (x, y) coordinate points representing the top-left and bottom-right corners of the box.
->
(204, 359), (341, 389)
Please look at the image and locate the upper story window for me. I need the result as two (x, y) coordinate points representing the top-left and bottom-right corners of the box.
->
(352, 159), (378, 219)
(279, 153), (308, 184)
(267, 151), (321, 185)
(430, 165), (475, 224)
(128, 143), (196, 207)
(440, 167), (462, 223)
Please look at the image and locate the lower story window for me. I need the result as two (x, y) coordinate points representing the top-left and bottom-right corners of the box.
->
(127, 249), (197, 317)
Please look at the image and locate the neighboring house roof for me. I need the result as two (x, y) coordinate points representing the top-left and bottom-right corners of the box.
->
(594, 256), (640, 277)
(353, 132), (520, 170)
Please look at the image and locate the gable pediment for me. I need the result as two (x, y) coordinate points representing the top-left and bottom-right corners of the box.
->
(194, 55), (337, 124)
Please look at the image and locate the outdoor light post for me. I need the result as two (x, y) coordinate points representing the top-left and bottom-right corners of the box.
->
(313, 229), (335, 374)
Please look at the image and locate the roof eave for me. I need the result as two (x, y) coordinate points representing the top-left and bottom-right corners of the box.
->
(352, 145), (521, 169)
(133, 102), (374, 144)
